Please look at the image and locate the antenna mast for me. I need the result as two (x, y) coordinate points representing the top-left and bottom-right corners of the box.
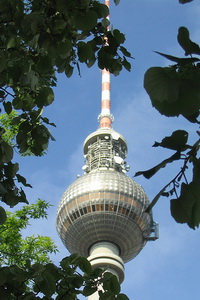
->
(98, 0), (114, 128)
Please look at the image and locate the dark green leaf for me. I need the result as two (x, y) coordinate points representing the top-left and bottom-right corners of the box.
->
(0, 51), (6, 72)
(16, 174), (32, 188)
(122, 57), (131, 72)
(76, 11), (98, 31)
(108, 274), (120, 294)
(144, 66), (200, 117)
(177, 27), (200, 56)
(37, 56), (53, 73)
(113, 30), (125, 45)
(36, 271), (56, 297)
(177, 27), (191, 55)
(0, 183), (7, 195)
(58, 40), (72, 58)
(96, 4), (109, 18)
(170, 182), (200, 229)
(144, 67), (179, 105)
(154, 51), (200, 64)
(101, 17), (110, 29)
(0, 140), (13, 162)
(3, 101), (12, 114)
(41, 117), (56, 127)
(82, 285), (97, 296)
(7, 37), (21, 49)
(36, 87), (54, 108)
(120, 46), (132, 58)
(74, 256), (92, 275)
(179, 0), (193, 4)
(153, 130), (188, 151)
(65, 65), (74, 78)
(0, 206), (7, 224)
(171, 159), (200, 229)
(78, 42), (93, 63)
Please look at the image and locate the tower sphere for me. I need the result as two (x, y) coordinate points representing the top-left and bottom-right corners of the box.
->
(56, 128), (154, 263)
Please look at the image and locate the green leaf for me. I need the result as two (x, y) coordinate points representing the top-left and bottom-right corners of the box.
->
(120, 46), (132, 58)
(0, 140), (13, 162)
(7, 37), (21, 49)
(108, 274), (120, 294)
(171, 159), (200, 229)
(153, 130), (188, 151)
(144, 67), (179, 105)
(83, 285), (97, 297)
(36, 87), (54, 108)
(122, 57), (131, 72)
(37, 56), (53, 73)
(179, 0), (193, 3)
(77, 257), (92, 274)
(35, 270), (56, 297)
(78, 42), (93, 63)
(95, 4), (109, 18)
(154, 51), (200, 64)
(4, 162), (19, 177)
(144, 66), (200, 117)
(65, 65), (74, 78)
(76, 11), (98, 31)
(0, 183), (7, 195)
(16, 174), (32, 188)
(177, 27), (200, 56)
(0, 206), (7, 224)
(3, 101), (12, 114)
(58, 40), (72, 58)
(177, 27), (191, 55)
(170, 182), (200, 229)
(0, 51), (6, 72)
(113, 30), (125, 45)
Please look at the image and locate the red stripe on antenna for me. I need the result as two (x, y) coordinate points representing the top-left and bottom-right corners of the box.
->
(99, 0), (113, 129)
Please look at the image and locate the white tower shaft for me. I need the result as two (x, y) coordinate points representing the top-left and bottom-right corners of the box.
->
(88, 242), (124, 300)
(88, 1), (122, 299)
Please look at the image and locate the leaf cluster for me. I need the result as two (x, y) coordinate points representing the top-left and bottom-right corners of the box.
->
(0, 199), (58, 266)
(141, 27), (200, 228)
(144, 27), (200, 121)
(0, 254), (129, 300)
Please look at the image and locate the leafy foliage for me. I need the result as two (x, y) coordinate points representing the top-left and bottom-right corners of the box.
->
(141, 27), (200, 228)
(0, 254), (128, 300)
(0, 199), (58, 266)
(0, 0), (131, 218)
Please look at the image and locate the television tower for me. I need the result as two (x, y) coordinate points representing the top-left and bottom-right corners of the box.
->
(56, 1), (158, 298)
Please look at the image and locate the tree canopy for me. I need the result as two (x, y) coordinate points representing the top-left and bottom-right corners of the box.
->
(0, 199), (58, 266)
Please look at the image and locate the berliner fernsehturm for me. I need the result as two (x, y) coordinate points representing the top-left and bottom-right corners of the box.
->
(56, 1), (158, 299)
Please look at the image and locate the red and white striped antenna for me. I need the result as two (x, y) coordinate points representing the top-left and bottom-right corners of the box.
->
(98, 0), (114, 128)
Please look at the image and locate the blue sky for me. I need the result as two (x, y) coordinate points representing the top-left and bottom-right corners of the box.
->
(14, 1), (200, 299)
